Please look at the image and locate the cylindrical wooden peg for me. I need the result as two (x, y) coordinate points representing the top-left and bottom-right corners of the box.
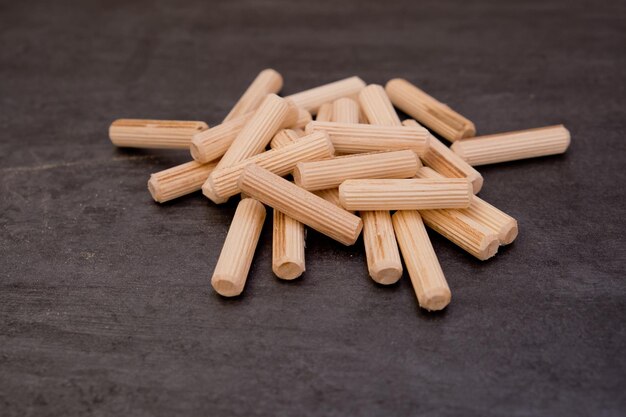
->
(269, 129), (304, 150)
(386, 78), (476, 142)
(109, 119), (208, 149)
(359, 84), (402, 126)
(305, 121), (430, 156)
(286, 76), (366, 114)
(272, 209), (306, 280)
(294, 150), (420, 191)
(316, 103), (334, 122)
(450, 125), (571, 166)
(238, 164), (363, 246)
(339, 178), (473, 211)
(392, 210), (451, 311)
(360, 211), (402, 284)
(148, 160), (218, 203)
(223, 69), (283, 122)
(203, 131), (335, 204)
(211, 198), (266, 297)
(332, 98), (360, 124)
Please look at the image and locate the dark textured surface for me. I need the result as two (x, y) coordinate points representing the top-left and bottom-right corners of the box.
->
(1, 0), (625, 415)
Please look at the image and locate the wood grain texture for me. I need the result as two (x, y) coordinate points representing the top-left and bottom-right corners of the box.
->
(316, 103), (334, 122)
(109, 119), (208, 149)
(416, 167), (518, 246)
(386, 78), (476, 142)
(285, 76), (366, 114)
(269, 129), (303, 149)
(223, 69), (283, 122)
(148, 160), (219, 203)
(272, 209), (305, 280)
(392, 210), (451, 311)
(216, 94), (299, 169)
(332, 98), (360, 124)
(339, 178), (473, 210)
(239, 164), (363, 245)
(305, 121), (430, 155)
(211, 198), (266, 297)
(358, 84), (402, 126)
(450, 125), (571, 166)
(203, 131), (334, 203)
(403, 119), (484, 193)
(293, 150), (420, 191)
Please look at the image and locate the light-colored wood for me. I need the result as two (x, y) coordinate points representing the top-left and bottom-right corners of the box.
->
(203, 131), (335, 204)
(416, 167), (518, 246)
(148, 160), (218, 203)
(223, 69), (283, 122)
(238, 164), (362, 246)
(332, 98), (360, 124)
(294, 150), (420, 191)
(211, 198), (266, 297)
(392, 211), (451, 311)
(272, 209), (306, 280)
(109, 119), (208, 149)
(339, 178), (473, 210)
(403, 119), (483, 193)
(216, 94), (299, 169)
(313, 188), (342, 208)
(190, 108), (311, 163)
(269, 129), (304, 149)
(450, 125), (571, 166)
(358, 84), (402, 126)
(386, 78), (476, 142)
(286, 76), (366, 114)
(305, 121), (430, 155)
(316, 103), (334, 122)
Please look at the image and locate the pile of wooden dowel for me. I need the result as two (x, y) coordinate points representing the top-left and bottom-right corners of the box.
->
(109, 69), (570, 311)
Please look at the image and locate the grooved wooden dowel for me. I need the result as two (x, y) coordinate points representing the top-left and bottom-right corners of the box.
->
(450, 125), (571, 166)
(339, 178), (473, 210)
(386, 78), (476, 142)
(294, 150), (421, 191)
(313, 188), (343, 209)
(316, 103), (334, 122)
(392, 211), (451, 311)
(216, 94), (299, 169)
(272, 209), (306, 280)
(269, 129), (304, 149)
(359, 84), (402, 126)
(109, 119), (208, 149)
(148, 160), (219, 203)
(403, 119), (484, 193)
(332, 98), (360, 123)
(211, 198), (266, 297)
(286, 76), (366, 114)
(190, 108), (311, 163)
(203, 132), (335, 204)
(416, 167), (518, 246)
(223, 69), (283, 122)
(305, 121), (430, 155)
(238, 164), (363, 246)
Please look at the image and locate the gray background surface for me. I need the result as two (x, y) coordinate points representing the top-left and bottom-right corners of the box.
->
(1, 0), (625, 416)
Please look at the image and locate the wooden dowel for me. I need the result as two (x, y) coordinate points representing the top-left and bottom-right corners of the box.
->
(286, 76), (366, 114)
(332, 98), (360, 123)
(392, 210), (451, 311)
(238, 164), (363, 246)
(416, 167), (518, 246)
(272, 209), (306, 280)
(316, 103), (334, 122)
(269, 129), (304, 149)
(223, 69), (283, 122)
(305, 121), (430, 155)
(403, 119), (484, 193)
(294, 150), (420, 191)
(450, 125), (571, 166)
(211, 198), (266, 297)
(385, 78), (476, 142)
(216, 94), (299, 169)
(109, 119), (208, 149)
(148, 160), (218, 203)
(312, 188), (343, 209)
(203, 131), (335, 204)
(339, 178), (473, 211)
(190, 108), (311, 164)
(358, 84), (402, 126)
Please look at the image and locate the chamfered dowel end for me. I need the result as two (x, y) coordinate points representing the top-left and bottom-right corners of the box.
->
(449, 141), (467, 161)
(147, 175), (163, 203)
(211, 275), (245, 297)
(501, 219), (519, 246)
(273, 258), (305, 280)
(369, 260), (403, 285)
(480, 236), (500, 261)
(421, 287), (452, 312)
(189, 138), (204, 163)
(202, 177), (228, 204)
(469, 172), (484, 194)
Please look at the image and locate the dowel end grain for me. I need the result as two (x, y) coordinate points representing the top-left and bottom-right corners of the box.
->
(211, 277), (244, 297)
(147, 176), (162, 202)
(421, 287), (452, 312)
(273, 259), (305, 281)
(501, 219), (519, 245)
(202, 177), (228, 204)
(369, 260), (403, 285)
